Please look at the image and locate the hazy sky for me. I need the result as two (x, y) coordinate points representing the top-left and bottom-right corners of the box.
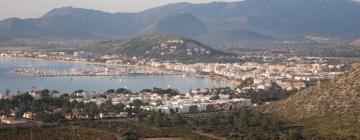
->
(0, 0), (240, 20)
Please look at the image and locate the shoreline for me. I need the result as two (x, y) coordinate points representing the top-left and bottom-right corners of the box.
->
(11, 70), (183, 77)
(2, 56), (241, 84)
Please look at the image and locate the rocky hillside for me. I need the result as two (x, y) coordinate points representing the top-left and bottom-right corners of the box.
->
(264, 64), (360, 139)
(265, 63), (360, 138)
(267, 63), (360, 117)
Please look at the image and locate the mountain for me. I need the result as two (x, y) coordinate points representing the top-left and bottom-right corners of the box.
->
(143, 13), (208, 38)
(85, 34), (231, 63)
(197, 30), (275, 47)
(1, 0), (360, 47)
(2, 7), (144, 39)
(265, 63), (360, 138)
(138, 0), (360, 38)
(41, 7), (146, 37)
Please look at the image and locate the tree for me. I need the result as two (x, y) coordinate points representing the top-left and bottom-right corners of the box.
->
(206, 113), (220, 131)
(172, 113), (186, 126)
(237, 78), (254, 89)
(122, 131), (139, 140)
(116, 88), (132, 94)
(100, 100), (124, 113)
(286, 129), (303, 140)
(84, 102), (99, 118)
(210, 94), (220, 100)
(105, 89), (115, 94)
(5, 88), (11, 94)
(235, 109), (250, 128)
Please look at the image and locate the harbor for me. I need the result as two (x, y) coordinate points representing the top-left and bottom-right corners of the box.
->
(11, 67), (182, 77)
(0, 58), (237, 94)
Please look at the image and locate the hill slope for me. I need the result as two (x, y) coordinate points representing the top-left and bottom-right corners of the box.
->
(267, 64), (360, 117)
(197, 30), (275, 47)
(265, 63), (360, 138)
(143, 13), (208, 38)
(86, 34), (231, 63)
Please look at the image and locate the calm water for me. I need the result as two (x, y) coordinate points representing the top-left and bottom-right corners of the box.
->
(0, 58), (235, 94)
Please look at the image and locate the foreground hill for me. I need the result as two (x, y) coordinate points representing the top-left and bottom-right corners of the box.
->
(85, 34), (232, 63)
(265, 63), (360, 138)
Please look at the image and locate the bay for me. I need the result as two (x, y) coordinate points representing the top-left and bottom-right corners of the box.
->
(0, 57), (235, 94)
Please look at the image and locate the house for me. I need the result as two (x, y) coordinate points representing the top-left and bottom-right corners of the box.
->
(1, 117), (27, 124)
(73, 51), (94, 58)
(23, 112), (34, 119)
(0, 93), (12, 99)
(0, 53), (9, 57)
(159, 106), (171, 114)
(188, 105), (198, 113)
(99, 112), (117, 119)
(65, 114), (73, 120)
(118, 112), (128, 118)
(29, 91), (42, 100)
(178, 105), (190, 113)
(293, 81), (306, 90)
(197, 104), (207, 112)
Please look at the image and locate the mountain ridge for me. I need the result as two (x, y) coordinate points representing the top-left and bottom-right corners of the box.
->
(143, 13), (208, 38)
(1, 0), (360, 47)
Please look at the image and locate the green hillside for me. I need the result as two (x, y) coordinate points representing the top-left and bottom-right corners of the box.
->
(85, 34), (233, 63)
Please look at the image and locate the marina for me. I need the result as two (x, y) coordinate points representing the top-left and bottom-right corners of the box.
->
(0, 57), (236, 93)
(12, 67), (182, 77)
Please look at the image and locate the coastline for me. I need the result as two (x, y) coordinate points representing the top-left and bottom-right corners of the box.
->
(11, 70), (183, 77)
(2, 56), (241, 85)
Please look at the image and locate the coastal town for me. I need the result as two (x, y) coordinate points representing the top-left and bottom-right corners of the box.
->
(2, 0), (360, 139)
(0, 44), (356, 140)
(0, 86), (252, 125)
(0, 49), (350, 125)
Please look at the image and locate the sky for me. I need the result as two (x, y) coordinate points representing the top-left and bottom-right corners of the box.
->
(0, 0), (240, 20)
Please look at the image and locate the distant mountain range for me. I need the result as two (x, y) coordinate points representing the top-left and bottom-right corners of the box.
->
(1, 0), (360, 47)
